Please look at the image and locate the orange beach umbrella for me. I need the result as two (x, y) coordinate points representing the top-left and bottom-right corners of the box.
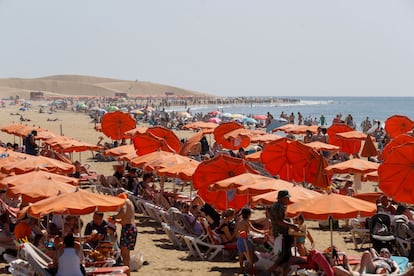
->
(260, 138), (322, 184)
(378, 142), (414, 204)
(0, 170), (78, 190)
(251, 186), (321, 205)
(325, 158), (379, 191)
(286, 192), (377, 220)
(21, 188), (126, 218)
(157, 159), (200, 181)
(380, 134), (414, 161)
(192, 155), (257, 210)
(384, 115), (414, 139)
(1, 155), (75, 175)
(101, 110), (136, 140)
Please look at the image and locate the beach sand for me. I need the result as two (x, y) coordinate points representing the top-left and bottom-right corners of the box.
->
(0, 100), (377, 275)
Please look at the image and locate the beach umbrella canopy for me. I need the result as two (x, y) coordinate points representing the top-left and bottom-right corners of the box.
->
(378, 142), (414, 204)
(133, 132), (177, 155)
(129, 150), (182, 168)
(327, 124), (354, 149)
(208, 117), (222, 124)
(384, 115), (414, 139)
(251, 186), (321, 205)
(221, 113), (233, 118)
(273, 124), (319, 135)
(305, 141), (340, 152)
(34, 130), (57, 141)
(20, 188), (126, 218)
(146, 126), (181, 153)
(211, 173), (313, 199)
(179, 131), (204, 156)
(210, 173), (278, 192)
(5, 176), (78, 204)
(324, 158), (379, 175)
(352, 192), (383, 204)
(334, 130), (368, 155)
(243, 117), (258, 125)
(124, 127), (148, 137)
(325, 158), (379, 191)
(0, 123), (24, 134)
(286, 192), (377, 220)
(101, 110), (136, 140)
(117, 151), (138, 162)
(182, 121), (217, 132)
(222, 128), (251, 149)
(157, 159), (200, 181)
(253, 115), (267, 121)
(266, 118), (288, 134)
(1, 155), (75, 175)
(104, 144), (135, 157)
(130, 109), (144, 115)
(362, 171), (379, 182)
(360, 135), (378, 158)
(192, 155), (257, 210)
(214, 121), (247, 150)
(106, 106), (119, 112)
(0, 170), (78, 190)
(245, 151), (261, 162)
(380, 134), (414, 161)
(142, 153), (194, 172)
(249, 133), (282, 144)
(177, 111), (192, 118)
(260, 138), (322, 184)
(208, 110), (221, 116)
(314, 155), (331, 190)
(12, 126), (48, 138)
(49, 138), (102, 153)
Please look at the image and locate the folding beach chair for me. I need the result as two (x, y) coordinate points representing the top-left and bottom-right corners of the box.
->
(19, 242), (53, 276)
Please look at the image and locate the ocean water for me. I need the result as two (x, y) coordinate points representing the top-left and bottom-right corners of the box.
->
(179, 97), (414, 131)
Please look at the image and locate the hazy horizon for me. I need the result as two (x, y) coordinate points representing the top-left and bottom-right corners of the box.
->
(1, 0), (414, 97)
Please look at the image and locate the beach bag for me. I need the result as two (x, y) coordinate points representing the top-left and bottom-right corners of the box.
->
(129, 251), (144, 271)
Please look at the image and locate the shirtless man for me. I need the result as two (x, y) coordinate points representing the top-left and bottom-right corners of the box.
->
(112, 194), (137, 275)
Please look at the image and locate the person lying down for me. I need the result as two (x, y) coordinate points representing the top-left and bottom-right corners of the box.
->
(334, 248), (409, 276)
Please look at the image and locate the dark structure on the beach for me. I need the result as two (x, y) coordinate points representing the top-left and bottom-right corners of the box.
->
(30, 91), (45, 100)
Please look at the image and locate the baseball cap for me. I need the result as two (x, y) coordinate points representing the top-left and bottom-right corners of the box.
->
(277, 190), (291, 199)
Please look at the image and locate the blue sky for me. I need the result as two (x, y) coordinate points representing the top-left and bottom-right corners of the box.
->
(1, 0), (414, 97)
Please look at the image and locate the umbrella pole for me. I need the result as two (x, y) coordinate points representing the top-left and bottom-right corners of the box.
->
(354, 173), (362, 192)
(329, 216), (333, 249)
(78, 216), (84, 250)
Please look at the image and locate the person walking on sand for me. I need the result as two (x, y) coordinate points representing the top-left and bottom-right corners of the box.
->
(111, 193), (137, 275)
(267, 190), (300, 276)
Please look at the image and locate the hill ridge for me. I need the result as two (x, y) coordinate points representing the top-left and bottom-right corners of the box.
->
(0, 74), (215, 98)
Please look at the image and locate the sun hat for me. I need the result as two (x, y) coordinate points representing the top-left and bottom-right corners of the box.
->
(277, 190), (291, 199)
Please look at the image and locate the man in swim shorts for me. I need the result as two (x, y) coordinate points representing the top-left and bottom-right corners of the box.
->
(112, 194), (137, 275)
